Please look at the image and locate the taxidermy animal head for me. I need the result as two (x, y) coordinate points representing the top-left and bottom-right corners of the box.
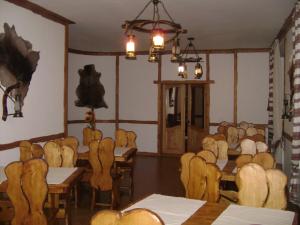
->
(0, 23), (40, 121)
(75, 64), (108, 109)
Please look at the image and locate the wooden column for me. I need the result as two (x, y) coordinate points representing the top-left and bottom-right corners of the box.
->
(234, 51), (238, 124)
(157, 56), (162, 154)
(115, 56), (120, 130)
(64, 25), (69, 137)
(206, 53), (211, 130)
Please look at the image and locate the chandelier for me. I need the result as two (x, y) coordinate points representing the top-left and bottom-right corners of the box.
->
(122, 0), (187, 62)
(171, 37), (203, 79)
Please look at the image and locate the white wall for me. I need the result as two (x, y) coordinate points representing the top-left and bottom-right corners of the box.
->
(237, 53), (269, 123)
(0, 1), (65, 165)
(68, 52), (269, 153)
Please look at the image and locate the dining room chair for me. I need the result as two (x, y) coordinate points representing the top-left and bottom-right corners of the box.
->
(236, 163), (268, 207)
(202, 136), (218, 158)
(211, 133), (226, 141)
(237, 127), (246, 140)
(216, 140), (228, 160)
(19, 140), (44, 161)
(252, 152), (275, 169)
(203, 163), (222, 203)
(89, 138), (119, 210)
(256, 128), (265, 136)
(180, 152), (195, 195)
(240, 138), (257, 155)
(246, 127), (258, 136)
(235, 154), (253, 169)
(238, 121), (249, 130)
(44, 141), (63, 167)
(5, 159), (49, 225)
(256, 141), (268, 152)
(90, 208), (164, 225)
(61, 136), (79, 164)
(226, 126), (239, 149)
(264, 169), (287, 209)
(197, 150), (217, 163)
(83, 127), (103, 146)
(186, 156), (207, 199)
(118, 130), (137, 199)
(217, 125), (227, 136)
(115, 129), (128, 147)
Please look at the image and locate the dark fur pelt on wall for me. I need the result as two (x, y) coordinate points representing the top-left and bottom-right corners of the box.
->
(75, 64), (108, 109)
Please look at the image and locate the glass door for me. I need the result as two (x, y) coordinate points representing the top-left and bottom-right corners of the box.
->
(162, 84), (185, 154)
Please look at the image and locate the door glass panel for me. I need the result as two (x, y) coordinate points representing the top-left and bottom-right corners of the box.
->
(165, 87), (181, 128)
(191, 86), (204, 128)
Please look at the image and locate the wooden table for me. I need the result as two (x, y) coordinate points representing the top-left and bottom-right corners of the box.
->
(219, 160), (236, 182)
(0, 167), (84, 225)
(125, 194), (298, 225)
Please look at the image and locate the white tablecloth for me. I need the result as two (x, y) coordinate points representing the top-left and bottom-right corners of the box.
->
(212, 204), (295, 225)
(114, 147), (131, 157)
(0, 166), (77, 185)
(125, 194), (206, 225)
(0, 167), (5, 184)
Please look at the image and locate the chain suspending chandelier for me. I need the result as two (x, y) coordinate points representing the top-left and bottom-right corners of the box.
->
(122, 0), (187, 62)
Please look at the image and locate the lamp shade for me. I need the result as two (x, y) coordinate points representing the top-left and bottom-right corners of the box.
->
(152, 29), (164, 50)
(126, 35), (136, 59)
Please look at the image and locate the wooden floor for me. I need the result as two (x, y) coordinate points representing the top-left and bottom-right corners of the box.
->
(68, 155), (185, 225)
(66, 155), (299, 225)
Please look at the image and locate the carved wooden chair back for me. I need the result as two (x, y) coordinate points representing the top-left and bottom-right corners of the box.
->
(202, 137), (218, 158)
(236, 163), (268, 207)
(19, 141), (33, 161)
(217, 125), (227, 136)
(264, 169), (287, 209)
(83, 127), (103, 146)
(256, 141), (268, 153)
(187, 156), (207, 199)
(5, 159), (48, 225)
(256, 128), (265, 136)
(235, 154), (253, 169)
(239, 121), (249, 130)
(127, 131), (137, 148)
(89, 140), (102, 189)
(19, 141), (44, 161)
(226, 126), (239, 146)
(91, 208), (164, 225)
(180, 152), (195, 194)
(246, 127), (258, 137)
(44, 140), (76, 167)
(237, 128), (246, 140)
(252, 152), (275, 170)
(115, 129), (128, 147)
(203, 163), (221, 203)
(197, 150), (217, 163)
(89, 138), (116, 209)
(98, 138), (115, 191)
(240, 138), (257, 155)
(211, 133), (226, 141)
(246, 134), (265, 142)
(216, 140), (228, 160)
(44, 141), (62, 167)
(61, 136), (79, 164)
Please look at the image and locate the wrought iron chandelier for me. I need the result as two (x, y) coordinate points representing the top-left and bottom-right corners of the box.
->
(171, 37), (203, 79)
(122, 0), (187, 62)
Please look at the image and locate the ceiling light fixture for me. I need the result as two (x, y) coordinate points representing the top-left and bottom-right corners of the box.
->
(122, 0), (187, 62)
(172, 37), (203, 79)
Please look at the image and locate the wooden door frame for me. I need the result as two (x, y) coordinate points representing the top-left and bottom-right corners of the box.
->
(158, 80), (213, 155)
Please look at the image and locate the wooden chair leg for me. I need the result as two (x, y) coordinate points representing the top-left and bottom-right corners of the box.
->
(91, 188), (95, 211)
(74, 185), (78, 208)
